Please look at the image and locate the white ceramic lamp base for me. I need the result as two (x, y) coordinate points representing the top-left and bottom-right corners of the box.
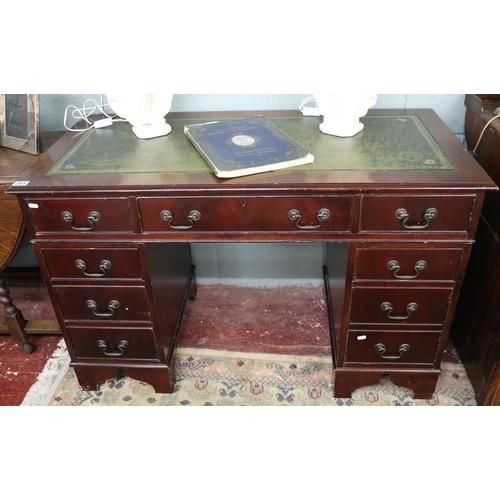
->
(314, 94), (377, 138)
(319, 118), (365, 137)
(106, 94), (174, 140)
(132, 120), (172, 139)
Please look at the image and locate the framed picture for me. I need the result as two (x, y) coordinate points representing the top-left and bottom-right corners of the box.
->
(0, 94), (40, 155)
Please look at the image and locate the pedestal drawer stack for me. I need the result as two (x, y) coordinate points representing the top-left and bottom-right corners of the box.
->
(26, 196), (193, 393)
(329, 194), (476, 398)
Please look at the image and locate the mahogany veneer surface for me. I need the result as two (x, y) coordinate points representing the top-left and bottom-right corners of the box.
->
(7, 109), (496, 399)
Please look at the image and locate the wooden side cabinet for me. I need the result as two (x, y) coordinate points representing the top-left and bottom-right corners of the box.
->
(0, 133), (62, 352)
(450, 95), (500, 405)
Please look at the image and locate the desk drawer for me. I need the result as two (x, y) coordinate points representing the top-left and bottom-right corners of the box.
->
(26, 198), (133, 234)
(344, 329), (441, 365)
(53, 285), (151, 322)
(359, 195), (475, 233)
(67, 326), (159, 361)
(349, 287), (453, 326)
(42, 248), (142, 280)
(354, 247), (463, 282)
(138, 196), (351, 233)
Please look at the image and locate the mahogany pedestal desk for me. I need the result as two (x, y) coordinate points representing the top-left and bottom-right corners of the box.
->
(8, 110), (497, 398)
(0, 133), (62, 353)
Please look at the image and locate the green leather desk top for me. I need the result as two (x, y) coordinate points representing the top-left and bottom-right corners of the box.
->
(46, 115), (455, 176)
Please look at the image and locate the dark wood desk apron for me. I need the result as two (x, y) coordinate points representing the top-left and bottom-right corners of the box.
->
(7, 109), (497, 398)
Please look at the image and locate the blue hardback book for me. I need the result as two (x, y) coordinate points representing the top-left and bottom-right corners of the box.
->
(184, 116), (314, 178)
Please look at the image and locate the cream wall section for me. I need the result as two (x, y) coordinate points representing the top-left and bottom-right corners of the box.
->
(36, 94), (468, 285)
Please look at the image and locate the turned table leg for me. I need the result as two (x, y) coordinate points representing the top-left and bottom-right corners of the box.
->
(0, 277), (34, 354)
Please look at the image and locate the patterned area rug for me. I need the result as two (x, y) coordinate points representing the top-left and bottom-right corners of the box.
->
(46, 346), (476, 406)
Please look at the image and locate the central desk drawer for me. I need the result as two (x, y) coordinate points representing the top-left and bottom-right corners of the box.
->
(26, 198), (133, 234)
(42, 248), (142, 280)
(53, 285), (151, 322)
(349, 287), (453, 326)
(138, 196), (351, 233)
(359, 195), (475, 233)
(67, 326), (159, 361)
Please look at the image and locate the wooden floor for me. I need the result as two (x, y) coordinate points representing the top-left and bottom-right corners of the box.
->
(0, 282), (461, 406)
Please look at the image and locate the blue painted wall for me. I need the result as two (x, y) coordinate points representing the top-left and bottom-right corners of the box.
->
(40, 94), (467, 141)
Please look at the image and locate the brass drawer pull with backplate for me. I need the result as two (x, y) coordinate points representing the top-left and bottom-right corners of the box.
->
(374, 343), (410, 360)
(75, 259), (112, 277)
(380, 301), (418, 320)
(387, 259), (427, 279)
(86, 299), (120, 317)
(96, 339), (129, 357)
(288, 208), (331, 230)
(160, 209), (201, 230)
(61, 211), (100, 231)
(395, 207), (438, 230)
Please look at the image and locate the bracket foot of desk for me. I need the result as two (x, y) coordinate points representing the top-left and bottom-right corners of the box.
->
(334, 367), (440, 400)
(72, 362), (175, 394)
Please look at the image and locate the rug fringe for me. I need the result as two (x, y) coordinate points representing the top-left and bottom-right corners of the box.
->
(21, 339), (70, 406)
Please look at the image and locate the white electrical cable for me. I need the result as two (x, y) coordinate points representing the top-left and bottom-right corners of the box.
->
(299, 96), (322, 117)
(472, 114), (500, 154)
(63, 95), (126, 132)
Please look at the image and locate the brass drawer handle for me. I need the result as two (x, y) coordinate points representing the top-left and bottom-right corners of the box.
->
(288, 208), (331, 230)
(86, 299), (120, 317)
(395, 207), (438, 230)
(160, 209), (201, 230)
(374, 343), (410, 360)
(387, 260), (427, 279)
(61, 210), (101, 231)
(75, 259), (112, 277)
(380, 301), (418, 320)
(96, 339), (129, 357)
